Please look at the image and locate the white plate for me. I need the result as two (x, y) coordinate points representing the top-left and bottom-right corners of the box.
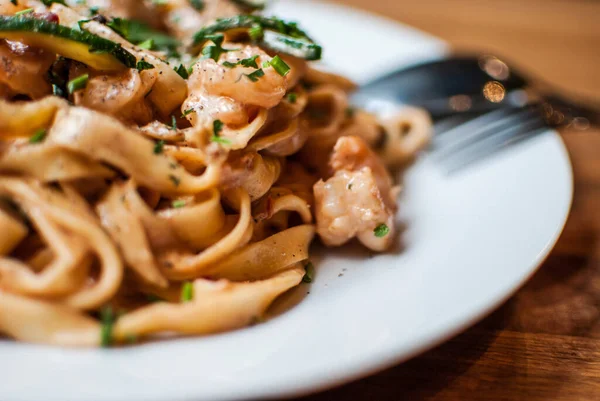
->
(0, 1), (573, 401)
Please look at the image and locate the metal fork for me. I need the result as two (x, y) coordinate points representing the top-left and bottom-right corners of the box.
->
(352, 55), (599, 173)
(430, 105), (556, 172)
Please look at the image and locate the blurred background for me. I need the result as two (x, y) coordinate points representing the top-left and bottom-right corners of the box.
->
(333, 0), (599, 103)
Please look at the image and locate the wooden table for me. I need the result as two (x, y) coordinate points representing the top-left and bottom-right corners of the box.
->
(298, 0), (600, 399)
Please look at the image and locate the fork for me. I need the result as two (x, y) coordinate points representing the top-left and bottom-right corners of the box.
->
(430, 104), (560, 172)
(352, 55), (600, 172)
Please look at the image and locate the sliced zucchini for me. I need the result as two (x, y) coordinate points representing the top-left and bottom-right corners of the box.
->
(191, 15), (321, 60)
(231, 0), (267, 11)
(193, 15), (312, 45)
(0, 16), (136, 71)
(261, 31), (321, 61)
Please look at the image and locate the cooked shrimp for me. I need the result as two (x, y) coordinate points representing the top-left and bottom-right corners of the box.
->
(193, 46), (288, 109)
(313, 168), (395, 251)
(329, 135), (397, 211)
(314, 136), (398, 251)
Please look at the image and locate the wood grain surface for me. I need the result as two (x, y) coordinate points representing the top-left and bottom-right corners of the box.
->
(297, 0), (600, 400)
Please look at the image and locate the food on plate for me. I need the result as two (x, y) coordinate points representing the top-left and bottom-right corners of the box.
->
(0, 0), (431, 347)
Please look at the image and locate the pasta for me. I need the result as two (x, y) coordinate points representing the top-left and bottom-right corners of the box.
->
(0, 0), (432, 347)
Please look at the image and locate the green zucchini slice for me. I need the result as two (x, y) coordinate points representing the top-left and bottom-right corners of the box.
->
(0, 16), (136, 71)
(191, 15), (321, 60)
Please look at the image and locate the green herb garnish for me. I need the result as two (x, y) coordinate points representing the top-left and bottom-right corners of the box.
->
(302, 261), (314, 283)
(210, 119), (231, 144)
(153, 140), (164, 154)
(286, 92), (297, 103)
(201, 33), (231, 62)
(243, 68), (265, 82)
(169, 174), (181, 186)
(170, 115), (177, 131)
(374, 223), (390, 238)
(181, 108), (194, 117)
(172, 199), (186, 208)
(10, 0), (18, 5)
(190, 0), (205, 11)
(136, 59), (155, 71)
(41, 0), (66, 6)
(264, 55), (290, 76)
(100, 306), (115, 347)
(248, 23), (263, 41)
(174, 63), (189, 79)
(15, 8), (33, 16)
(29, 129), (46, 143)
(67, 73), (89, 94)
(137, 38), (154, 50)
(89, 6), (100, 16)
(213, 119), (223, 136)
(222, 54), (259, 69)
(181, 281), (194, 302)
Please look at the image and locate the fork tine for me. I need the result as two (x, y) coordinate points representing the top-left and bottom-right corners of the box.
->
(431, 107), (536, 159)
(442, 114), (549, 173)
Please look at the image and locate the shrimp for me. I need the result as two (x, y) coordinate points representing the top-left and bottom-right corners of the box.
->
(313, 136), (398, 251)
(193, 46), (288, 109)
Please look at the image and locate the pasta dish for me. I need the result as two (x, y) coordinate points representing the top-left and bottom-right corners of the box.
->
(0, 0), (431, 347)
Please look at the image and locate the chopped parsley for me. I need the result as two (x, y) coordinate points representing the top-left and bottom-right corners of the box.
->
(153, 140), (164, 154)
(302, 261), (314, 283)
(136, 59), (155, 71)
(89, 6), (100, 16)
(170, 115), (177, 131)
(210, 119), (231, 144)
(201, 33), (231, 62)
(286, 92), (297, 103)
(169, 174), (181, 186)
(181, 281), (194, 302)
(29, 129), (47, 144)
(10, 0), (18, 5)
(223, 55), (259, 69)
(100, 306), (115, 347)
(264, 55), (290, 77)
(41, 0), (66, 6)
(190, 0), (205, 11)
(243, 68), (265, 82)
(181, 108), (194, 117)
(137, 38), (154, 50)
(248, 24), (264, 41)
(67, 74), (89, 94)
(15, 8), (33, 15)
(174, 64), (189, 79)
(231, 0), (266, 12)
(213, 119), (223, 136)
(172, 199), (186, 208)
(374, 223), (390, 238)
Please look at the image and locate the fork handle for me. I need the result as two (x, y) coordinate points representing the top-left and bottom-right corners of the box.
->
(541, 94), (600, 128)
